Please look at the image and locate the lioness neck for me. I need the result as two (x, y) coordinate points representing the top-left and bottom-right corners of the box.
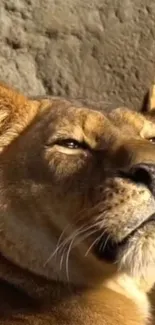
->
(103, 273), (150, 324)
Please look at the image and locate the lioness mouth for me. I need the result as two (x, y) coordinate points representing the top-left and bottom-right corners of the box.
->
(95, 213), (155, 262)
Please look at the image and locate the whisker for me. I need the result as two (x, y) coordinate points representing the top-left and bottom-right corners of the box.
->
(66, 237), (74, 282)
(43, 225), (84, 267)
(44, 209), (107, 269)
(85, 231), (105, 257)
(99, 233), (111, 254)
(44, 223), (97, 267)
(60, 226), (99, 268)
(64, 227), (100, 281)
(59, 227), (97, 274)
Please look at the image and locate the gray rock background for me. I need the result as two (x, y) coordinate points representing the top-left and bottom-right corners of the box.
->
(0, 0), (155, 111)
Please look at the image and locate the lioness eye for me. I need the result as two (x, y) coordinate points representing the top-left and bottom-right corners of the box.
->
(56, 139), (82, 149)
(54, 138), (90, 150)
(148, 137), (155, 143)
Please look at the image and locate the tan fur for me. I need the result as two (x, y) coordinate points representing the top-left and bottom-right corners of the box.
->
(0, 82), (155, 324)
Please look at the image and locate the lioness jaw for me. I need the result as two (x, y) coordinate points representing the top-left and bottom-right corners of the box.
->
(0, 82), (154, 324)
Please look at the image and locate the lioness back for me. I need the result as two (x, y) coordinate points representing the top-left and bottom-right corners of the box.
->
(0, 83), (154, 324)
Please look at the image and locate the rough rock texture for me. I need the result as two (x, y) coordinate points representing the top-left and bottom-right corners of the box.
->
(0, 0), (155, 111)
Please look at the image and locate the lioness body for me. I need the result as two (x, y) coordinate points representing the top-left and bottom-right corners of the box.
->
(0, 83), (154, 324)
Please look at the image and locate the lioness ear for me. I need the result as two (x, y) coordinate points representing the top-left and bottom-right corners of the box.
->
(146, 84), (155, 113)
(0, 82), (40, 152)
(0, 81), (39, 118)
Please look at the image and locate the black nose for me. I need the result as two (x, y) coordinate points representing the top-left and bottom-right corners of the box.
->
(128, 163), (155, 192)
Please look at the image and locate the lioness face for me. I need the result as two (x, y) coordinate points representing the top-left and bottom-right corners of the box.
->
(1, 92), (155, 292)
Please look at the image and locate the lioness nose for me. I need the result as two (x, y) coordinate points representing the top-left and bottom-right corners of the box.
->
(129, 163), (155, 192)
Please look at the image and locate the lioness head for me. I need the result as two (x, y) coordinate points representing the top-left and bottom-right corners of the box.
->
(0, 83), (155, 296)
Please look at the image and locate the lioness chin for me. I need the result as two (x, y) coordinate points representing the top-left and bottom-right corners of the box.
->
(0, 83), (154, 324)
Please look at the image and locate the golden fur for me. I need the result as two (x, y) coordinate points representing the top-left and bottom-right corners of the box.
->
(0, 83), (154, 324)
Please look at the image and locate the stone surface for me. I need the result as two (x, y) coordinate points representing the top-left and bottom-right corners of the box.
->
(0, 0), (155, 110)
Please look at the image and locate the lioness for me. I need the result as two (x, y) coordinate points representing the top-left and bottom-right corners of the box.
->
(0, 83), (154, 324)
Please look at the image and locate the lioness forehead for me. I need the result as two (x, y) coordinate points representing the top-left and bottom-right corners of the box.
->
(41, 99), (155, 146)
(0, 82), (154, 151)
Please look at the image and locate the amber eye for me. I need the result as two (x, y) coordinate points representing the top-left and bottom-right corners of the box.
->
(56, 139), (84, 149)
(148, 137), (155, 143)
